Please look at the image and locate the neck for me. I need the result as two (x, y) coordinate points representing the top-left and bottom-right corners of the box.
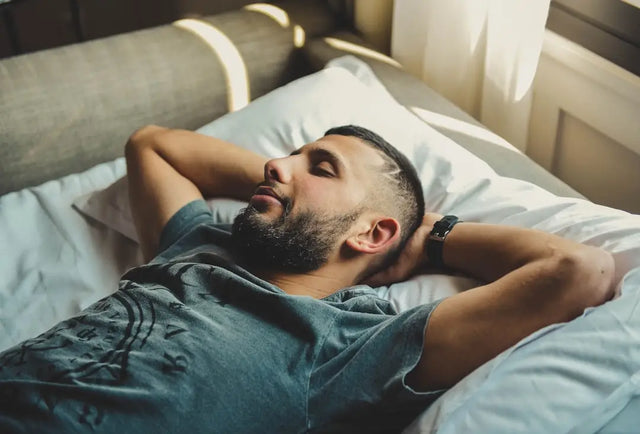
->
(253, 262), (362, 299)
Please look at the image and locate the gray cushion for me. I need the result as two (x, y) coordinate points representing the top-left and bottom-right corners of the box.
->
(0, 0), (336, 195)
(303, 31), (584, 199)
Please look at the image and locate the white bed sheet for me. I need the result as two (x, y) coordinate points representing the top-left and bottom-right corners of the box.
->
(0, 158), (141, 350)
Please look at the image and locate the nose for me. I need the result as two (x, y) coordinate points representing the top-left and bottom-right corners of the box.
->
(264, 157), (293, 184)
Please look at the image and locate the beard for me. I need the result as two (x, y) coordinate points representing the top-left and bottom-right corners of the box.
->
(231, 201), (360, 273)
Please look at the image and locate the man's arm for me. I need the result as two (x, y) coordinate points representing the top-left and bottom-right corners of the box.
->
(124, 125), (267, 261)
(367, 214), (615, 391)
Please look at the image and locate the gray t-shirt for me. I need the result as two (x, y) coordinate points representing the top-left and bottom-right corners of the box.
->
(0, 200), (443, 433)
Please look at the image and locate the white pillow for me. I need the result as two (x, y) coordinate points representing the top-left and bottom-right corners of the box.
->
(73, 176), (246, 241)
(73, 55), (506, 303)
(74, 55), (640, 292)
(75, 55), (499, 236)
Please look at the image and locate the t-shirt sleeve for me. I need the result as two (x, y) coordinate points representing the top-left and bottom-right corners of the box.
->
(308, 300), (446, 432)
(155, 199), (214, 257)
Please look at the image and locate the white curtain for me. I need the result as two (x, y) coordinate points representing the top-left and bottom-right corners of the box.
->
(391, 0), (550, 151)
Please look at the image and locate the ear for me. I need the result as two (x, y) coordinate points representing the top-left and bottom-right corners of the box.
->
(345, 217), (401, 254)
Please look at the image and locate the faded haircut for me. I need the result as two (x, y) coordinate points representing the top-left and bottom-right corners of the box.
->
(324, 125), (425, 270)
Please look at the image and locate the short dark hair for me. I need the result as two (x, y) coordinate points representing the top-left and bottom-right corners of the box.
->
(324, 125), (425, 270)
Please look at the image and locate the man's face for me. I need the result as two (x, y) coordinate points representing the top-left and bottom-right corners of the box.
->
(231, 134), (387, 273)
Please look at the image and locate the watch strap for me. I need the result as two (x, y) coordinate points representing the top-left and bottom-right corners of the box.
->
(426, 215), (460, 268)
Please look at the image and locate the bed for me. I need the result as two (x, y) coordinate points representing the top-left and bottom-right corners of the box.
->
(1, 2), (639, 432)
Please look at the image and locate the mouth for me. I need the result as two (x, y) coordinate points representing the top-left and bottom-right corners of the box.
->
(251, 186), (285, 207)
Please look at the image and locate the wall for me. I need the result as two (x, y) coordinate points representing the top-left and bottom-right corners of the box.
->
(528, 30), (640, 213)
(353, 0), (393, 54)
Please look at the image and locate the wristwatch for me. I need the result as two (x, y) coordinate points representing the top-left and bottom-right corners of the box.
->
(426, 215), (461, 268)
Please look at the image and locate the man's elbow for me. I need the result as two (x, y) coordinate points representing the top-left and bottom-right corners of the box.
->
(125, 125), (168, 157)
(557, 246), (615, 315)
(583, 246), (616, 305)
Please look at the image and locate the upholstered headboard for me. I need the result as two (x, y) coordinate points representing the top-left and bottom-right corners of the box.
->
(0, 0), (341, 195)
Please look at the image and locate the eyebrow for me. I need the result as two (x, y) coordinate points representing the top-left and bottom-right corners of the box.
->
(289, 146), (345, 174)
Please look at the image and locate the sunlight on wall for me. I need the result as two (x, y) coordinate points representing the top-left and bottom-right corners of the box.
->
(244, 3), (305, 48)
(244, 3), (289, 27)
(293, 25), (306, 48)
(323, 37), (401, 68)
(173, 19), (250, 112)
(409, 106), (519, 152)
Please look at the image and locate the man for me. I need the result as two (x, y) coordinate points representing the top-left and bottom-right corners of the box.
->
(0, 125), (614, 433)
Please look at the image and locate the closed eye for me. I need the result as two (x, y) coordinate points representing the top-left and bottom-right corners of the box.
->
(312, 161), (335, 177)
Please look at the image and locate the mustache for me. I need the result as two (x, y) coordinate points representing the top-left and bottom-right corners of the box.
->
(254, 181), (293, 215)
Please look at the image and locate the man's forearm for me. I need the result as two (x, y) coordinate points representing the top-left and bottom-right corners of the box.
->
(127, 125), (267, 200)
(442, 222), (608, 283)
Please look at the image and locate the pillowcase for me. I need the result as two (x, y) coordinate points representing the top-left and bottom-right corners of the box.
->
(73, 176), (246, 242)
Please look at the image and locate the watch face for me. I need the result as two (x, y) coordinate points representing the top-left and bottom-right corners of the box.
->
(435, 220), (448, 231)
(432, 216), (459, 237)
